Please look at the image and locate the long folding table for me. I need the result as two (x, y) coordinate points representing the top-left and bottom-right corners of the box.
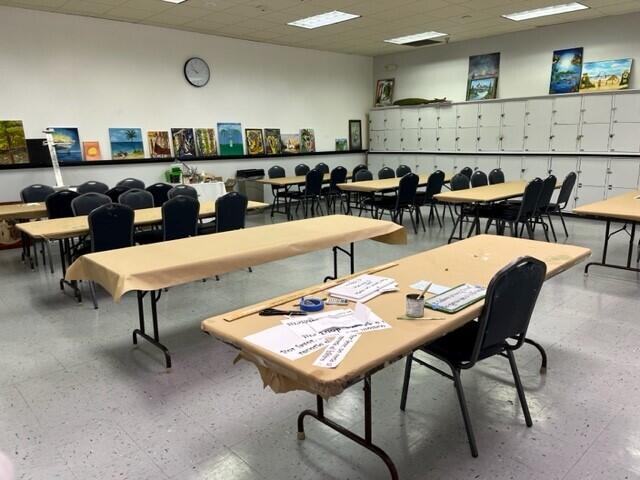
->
(573, 190), (640, 275)
(65, 215), (406, 367)
(201, 234), (590, 479)
(0, 202), (47, 221)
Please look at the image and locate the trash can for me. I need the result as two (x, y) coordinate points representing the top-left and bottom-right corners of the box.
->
(235, 168), (265, 202)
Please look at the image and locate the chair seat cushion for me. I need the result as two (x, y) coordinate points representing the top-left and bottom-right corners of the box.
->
(197, 222), (217, 235)
(135, 229), (163, 245)
(491, 204), (522, 221)
(421, 321), (504, 364)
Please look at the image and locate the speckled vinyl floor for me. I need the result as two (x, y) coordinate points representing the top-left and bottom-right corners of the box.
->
(1, 210), (639, 480)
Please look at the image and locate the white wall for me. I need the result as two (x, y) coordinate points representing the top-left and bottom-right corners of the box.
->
(373, 13), (639, 102)
(0, 6), (372, 201)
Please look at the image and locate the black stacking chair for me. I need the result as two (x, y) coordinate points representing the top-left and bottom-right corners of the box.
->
(168, 184), (198, 200)
(295, 164), (310, 176)
(323, 166), (348, 213)
(489, 168), (505, 185)
(414, 170), (445, 230)
(267, 165), (298, 218)
(396, 164), (412, 177)
(20, 184), (55, 202)
(315, 162), (330, 175)
(401, 256), (547, 458)
(488, 178), (543, 238)
(163, 196), (199, 241)
(447, 173), (475, 243)
(547, 172), (576, 238)
(117, 178), (145, 189)
(215, 192), (248, 233)
(459, 166), (473, 180)
(118, 188), (154, 210)
(146, 183), (173, 207)
(77, 181), (109, 195)
(71, 192), (112, 216)
(471, 170), (488, 187)
(373, 173), (419, 233)
(43, 190), (80, 273)
(530, 175), (557, 242)
(105, 186), (131, 203)
(352, 164), (367, 179)
(301, 169), (324, 218)
(353, 169), (375, 217)
(378, 166), (395, 179)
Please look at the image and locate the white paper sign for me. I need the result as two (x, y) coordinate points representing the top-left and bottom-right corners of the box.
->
(313, 334), (361, 368)
(244, 324), (325, 361)
(328, 274), (397, 302)
(410, 280), (450, 295)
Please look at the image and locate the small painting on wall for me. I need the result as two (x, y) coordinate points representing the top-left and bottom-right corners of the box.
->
(335, 138), (348, 151)
(147, 131), (172, 158)
(466, 52), (500, 100)
(375, 78), (394, 107)
(348, 120), (362, 151)
(264, 129), (282, 155)
(467, 77), (498, 101)
(245, 129), (265, 156)
(195, 128), (218, 156)
(52, 127), (83, 162)
(549, 47), (583, 94)
(281, 133), (300, 154)
(217, 123), (244, 156)
(0, 120), (28, 165)
(82, 141), (102, 161)
(580, 58), (632, 92)
(300, 128), (316, 153)
(109, 128), (145, 160)
(171, 128), (196, 158)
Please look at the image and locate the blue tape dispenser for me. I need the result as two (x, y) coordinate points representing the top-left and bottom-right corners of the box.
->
(299, 297), (324, 312)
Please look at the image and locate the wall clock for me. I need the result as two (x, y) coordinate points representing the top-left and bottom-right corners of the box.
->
(184, 57), (210, 87)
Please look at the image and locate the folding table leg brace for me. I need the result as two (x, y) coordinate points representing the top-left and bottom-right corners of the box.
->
(297, 376), (399, 480)
(584, 219), (640, 275)
(324, 242), (355, 282)
(133, 290), (171, 368)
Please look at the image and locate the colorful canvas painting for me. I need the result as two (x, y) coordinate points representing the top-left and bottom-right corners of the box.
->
(109, 128), (145, 160)
(580, 58), (632, 92)
(217, 123), (243, 156)
(375, 78), (394, 107)
(82, 141), (102, 161)
(195, 128), (217, 157)
(0, 120), (28, 164)
(147, 131), (172, 158)
(245, 129), (265, 156)
(466, 52), (500, 100)
(300, 128), (316, 153)
(349, 120), (362, 151)
(171, 128), (196, 158)
(335, 138), (348, 151)
(264, 129), (282, 155)
(281, 133), (300, 154)
(51, 127), (82, 162)
(549, 47), (583, 94)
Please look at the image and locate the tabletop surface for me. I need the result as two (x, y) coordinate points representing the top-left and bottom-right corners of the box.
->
(0, 202), (47, 221)
(435, 180), (533, 203)
(337, 173), (452, 193)
(257, 173), (333, 187)
(573, 190), (640, 222)
(201, 234), (591, 398)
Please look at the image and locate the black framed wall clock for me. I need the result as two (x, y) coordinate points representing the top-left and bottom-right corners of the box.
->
(184, 57), (210, 87)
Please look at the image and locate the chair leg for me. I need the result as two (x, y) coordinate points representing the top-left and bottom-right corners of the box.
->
(409, 208), (417, 234)
(452, 368), (479, 458)
(400, 354), (413, 411)
(506, 350), (533, 427)
(416, 207), (426, 232)
(88, 281), (98, 310)
(547, 214), (557, 242)
(558, 209), (569, 237)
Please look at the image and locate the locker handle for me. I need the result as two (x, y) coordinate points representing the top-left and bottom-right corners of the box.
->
(608, 185), (612, 190)
(578, 183), (583, 188)
(609, 134), (615, 138)
(455, 137), (460, 141)
(524, 135), (529, 139)
(418, 138), (422, 141)
(550, 135), (555, 139)
(577, 135), (583, 139)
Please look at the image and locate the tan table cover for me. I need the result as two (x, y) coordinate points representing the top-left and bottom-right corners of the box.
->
(434, 180), (533, 204)
(257, 173), (334, 187)
(573, 190), (640, 222)
(16, 201), (267, 240)
(337, 174), (451, 193)
(0, 202), (47, 221)
(66, 215), (407, 301)
(201, 235), (590, 398)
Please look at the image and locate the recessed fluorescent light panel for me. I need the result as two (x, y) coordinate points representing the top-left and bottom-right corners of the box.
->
(502, 2), (588, 21)
(384, 31), (448, 45)
(287, 11), (360, 29)
(161, 0), (187, 3)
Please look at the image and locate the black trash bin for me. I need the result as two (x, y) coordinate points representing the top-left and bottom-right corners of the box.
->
(235, 169), (265, 202)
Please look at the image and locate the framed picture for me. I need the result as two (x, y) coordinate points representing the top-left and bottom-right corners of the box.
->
(549, 47), (583, 94)
(217, 123), (243, 156)
(580, 58), (632, 92)
(375, 78), (394, 107)
(335, 138), (348, 151)
(467, 77), (498, 101)
(82, 141), (102, 161)
(300, 128), (316, 153)
(348, 120), (362, 151)
(147, 131), (172, 158)
(245, 129), (265, 155)
(171, 128), (196, 158)
(466, 52), (500, 101)
(0, 120), (28, 165)
(281, 133), (300, 154)
(109, 128), (145, 160)
(195, 128), (218, 156)
(264, 129), (282, 155)
(52, 127), (83, 162)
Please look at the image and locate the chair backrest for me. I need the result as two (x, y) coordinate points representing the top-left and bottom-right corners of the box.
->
(397, 172), (419, 206)
(77, 181), (109, 195)
(471, 170), (488, 187)
(355, 169), (373, 182)
(268, 165), (286, 179)
(330, 166), (348, 187)
(162, 196), (200, 241)
(460, 167), (473, 179)
(424, 170), (445, 200)
(352, 164), (367, 178)
(45, 190), (80, 219)
(71, 192), (112, 216)
(488, 168), (505, 185)
(470, 256), (547, 364)
(168, 184), (199, 200)
(20, 184), (55, 203)
(315, 162), (330, 174)
(537, 175), (557, 211)
(105, 186), (131, 202)
(146, 183), (173, 207)
(378, 167), (395, 179)
(556, 172), (577, 207)
(450, 173), (470, 191)
(117, 178), (145, 189)
(515, 178), (543, 219)
(305, 168), (323, 196)
(118, 188), (154, 210)
(215, 192), (248, 233)
(396, 164), (412, 177)
(88, 203), (134, 253)
(295, 164), (310, 176)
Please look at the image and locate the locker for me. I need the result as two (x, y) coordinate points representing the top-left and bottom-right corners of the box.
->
(552, 96), (582, 125)
(457, 104), (479, 128)
(526, 98), (553, 127)
(607, 187), (636, 200)
(549, 156), (579, 206)
(367, 155), (385, 174)
(369, 110), (385, 131)
(416, 155), (437, 173)
(550, 124), (579, 152)
(385, 109), (401, 130)
(477, 126), (500, 151)
(502, 102), (526, 127)
(499, 156), (524, 181)
(524, 125), (551, 152)
(385, 129), (401, 151)
(380, 155), (401, 171)
(613, 93), (640, 123)
(400, 129), (419, 151)
(579, 123), (611, 152)
(478, 102), (502, 127)
(608, 158), (640, 189)
(419, 107), (439, 129)
(419, 128), (438, 151)
(457, 158), (474, 174)
(369, 131), (384, 152)
(501, 125), (525, 151)
(582, 95), (612, 124)
(475, 156), (499, 174)
(437, 128), (456, 151)
(401, 109), (420, 129)
(610, 123), (640, 152)
(438, 106), (457, 129)
(456, 128), (478, 152)
(434, 155), (455, 174)
(575, 185), (605, 207)
(522, 157), (550, 180)
(578, 157), (608, 186)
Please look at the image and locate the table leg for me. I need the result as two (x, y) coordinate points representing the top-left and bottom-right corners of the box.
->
(324, 242), (355, 282)
(133, 290), (171, 368)
(584, 220), (640, 275)
(59, 238), (82, 302)
(297, 376), (399, 480)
